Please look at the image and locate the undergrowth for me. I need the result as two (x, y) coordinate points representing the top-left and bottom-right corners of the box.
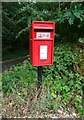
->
(43, 43), (84, 116)
(2, 43), (84, 116)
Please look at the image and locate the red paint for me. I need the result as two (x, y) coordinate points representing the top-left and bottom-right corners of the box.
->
(30, 21), (55, 66)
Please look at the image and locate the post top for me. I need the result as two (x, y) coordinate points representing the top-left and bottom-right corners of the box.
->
(31, 21), (55, 29)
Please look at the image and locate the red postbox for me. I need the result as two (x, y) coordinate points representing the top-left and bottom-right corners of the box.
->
(30, 21), (55, 66)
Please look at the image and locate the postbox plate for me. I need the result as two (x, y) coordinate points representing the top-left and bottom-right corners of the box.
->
(36, 32), (50, 39)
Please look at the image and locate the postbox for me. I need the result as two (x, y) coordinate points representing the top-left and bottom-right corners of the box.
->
(30, 21), (55, 66)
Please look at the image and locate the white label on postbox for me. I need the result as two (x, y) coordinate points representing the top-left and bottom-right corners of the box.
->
(40, 46), (47, 60)
(37, 32), (50, 39)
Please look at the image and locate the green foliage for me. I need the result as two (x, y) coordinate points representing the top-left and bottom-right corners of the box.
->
(43, 43), (84, 115)
(15, 2), (84, 38)
(2, 43), (84, 115)
(2, 2), (84, 54)
(78, 37), (84, 44)
(57, 3), (84, 25)
(2, 60), (37, 96)
(2, 3), (20, 53)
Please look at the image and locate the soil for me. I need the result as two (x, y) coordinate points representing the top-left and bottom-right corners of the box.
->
(2, 87), (80, 118)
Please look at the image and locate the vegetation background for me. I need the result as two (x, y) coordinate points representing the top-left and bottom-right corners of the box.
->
(2, 2), (84, 117)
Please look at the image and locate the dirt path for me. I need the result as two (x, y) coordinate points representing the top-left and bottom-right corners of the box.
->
(0, 56), (28, 72)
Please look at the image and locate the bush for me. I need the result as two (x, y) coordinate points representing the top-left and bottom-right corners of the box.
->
(2, 60), (37, 96)
(43, 43), (84, 115)
(2, 43), (84, 115)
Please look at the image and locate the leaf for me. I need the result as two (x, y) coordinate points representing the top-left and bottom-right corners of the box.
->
(53, 102), (59, 112)
(16, 27), (28, 38)
(64, 11), (71, 18)
(78, 38), (84, 44)
(74, 11), (81, 18)
(68, 16), (74, 25)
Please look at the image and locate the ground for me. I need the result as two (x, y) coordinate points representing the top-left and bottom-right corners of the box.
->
(2, 86), (79, 118)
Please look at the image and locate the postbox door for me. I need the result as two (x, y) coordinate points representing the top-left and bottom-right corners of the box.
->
(33, 40), (53, 66)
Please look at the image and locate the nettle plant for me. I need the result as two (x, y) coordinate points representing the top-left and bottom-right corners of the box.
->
(43, 44), (84, 115)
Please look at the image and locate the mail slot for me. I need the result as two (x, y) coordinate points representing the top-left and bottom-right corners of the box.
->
(30, 21), (55, 66)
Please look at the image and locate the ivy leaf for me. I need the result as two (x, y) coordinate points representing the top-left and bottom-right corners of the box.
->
(74, 11), (81, 18)
(68, 16), (74, 25)
(64, 11), (71, 18)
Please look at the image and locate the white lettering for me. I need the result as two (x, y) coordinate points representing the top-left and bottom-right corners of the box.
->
(37, 32), (50, 39)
